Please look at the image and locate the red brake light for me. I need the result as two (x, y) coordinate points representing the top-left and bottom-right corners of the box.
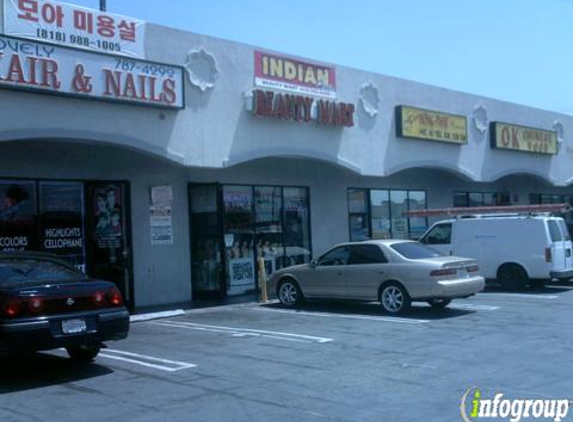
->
(467, 265), (479, 273)
(3, 299), (21, 318)
(545, 248), (552, 263)
(430, 268), (457, 277)
(93, 291), (106, 307)
(108, 287), (123, 306)
(28, 297), (45, 313)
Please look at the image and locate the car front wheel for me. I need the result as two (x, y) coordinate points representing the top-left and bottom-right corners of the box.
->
(427, 298), (451, 308)
(66, 345), (101, 363)
(277, 278), (303, 308)
(380, 283), (411, 314)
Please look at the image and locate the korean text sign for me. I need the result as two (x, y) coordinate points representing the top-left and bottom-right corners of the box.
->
(0, 35), (184, 109)
(3, 0), (145, 58)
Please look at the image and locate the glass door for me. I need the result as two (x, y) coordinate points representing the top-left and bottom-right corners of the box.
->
(222, 185), (255, 296)
(189, 184), (225, 299)
(86, 182), (133, 309)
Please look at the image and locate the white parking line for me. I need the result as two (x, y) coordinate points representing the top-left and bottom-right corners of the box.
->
(150, 320), (334, 344)
(99, 349), (197, 372)
(448, 303), (500, 311)
(252, 307), (430, 324)
(483, 293), (558, 300)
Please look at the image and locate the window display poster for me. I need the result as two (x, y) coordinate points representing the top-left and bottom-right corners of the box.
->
(0, 181), (37, 251)
(93, 185), (123, 249)
(150, 205), (173, 245)
(39, 182), (86, 271)
(228, 257), (255, 287)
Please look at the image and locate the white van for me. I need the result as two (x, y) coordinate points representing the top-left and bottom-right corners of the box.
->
(419, 214), (573, 289)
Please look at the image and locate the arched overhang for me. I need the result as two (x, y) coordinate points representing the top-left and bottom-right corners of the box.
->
(385, 161), (477, 182)
(0, 128), (186, 166)
(222, 148), (362, 174)
(488, 169), (556, 185)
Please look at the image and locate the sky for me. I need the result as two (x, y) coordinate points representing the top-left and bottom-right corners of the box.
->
(66, 0), (573, 115)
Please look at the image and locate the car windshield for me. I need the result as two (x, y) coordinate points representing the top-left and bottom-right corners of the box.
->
(0, 259), (82, 285)
(390, 242), (444, 259)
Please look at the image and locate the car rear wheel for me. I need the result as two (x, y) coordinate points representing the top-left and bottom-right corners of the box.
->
(380, 282), (411, 314)
(66, 344), (101, 363)
(427, 298), (452, 308)
(498, 264), (528, 290)
(277, 278), (303, 308)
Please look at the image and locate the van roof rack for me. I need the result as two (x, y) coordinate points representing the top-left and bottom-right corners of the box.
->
(403, 203), (572, 218)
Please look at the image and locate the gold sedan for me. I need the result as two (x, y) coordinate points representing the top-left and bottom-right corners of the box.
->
(267, 240), (485, 314)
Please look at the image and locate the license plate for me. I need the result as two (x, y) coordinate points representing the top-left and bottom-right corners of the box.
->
(62, 319), (87, 334)
(457, 269), (468, 278)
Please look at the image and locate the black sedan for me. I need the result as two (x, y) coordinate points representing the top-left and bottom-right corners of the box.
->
(0, 252), (129, 362)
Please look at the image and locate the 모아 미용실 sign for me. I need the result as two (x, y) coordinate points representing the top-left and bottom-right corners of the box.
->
(2, 0), (146, 58)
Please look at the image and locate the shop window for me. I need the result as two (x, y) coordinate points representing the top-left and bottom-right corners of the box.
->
(0, 181), (38, 252)
(408, 191), (427, 239)
(39, 182), (86, 272)
(347, 188), (427, 241)
(348, 189), (370, 241)
(215, 185), (311, 297)
(223, 186), (255, 296)
(283, 187), (311, 267)
(370, 190), (391, 239)
(454, 191), (510, 208)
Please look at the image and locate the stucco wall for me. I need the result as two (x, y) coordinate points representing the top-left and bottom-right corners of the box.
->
(0, 23), (571, 185)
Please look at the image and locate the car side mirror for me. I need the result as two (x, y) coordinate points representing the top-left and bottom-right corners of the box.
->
(309, 259), (317, 268)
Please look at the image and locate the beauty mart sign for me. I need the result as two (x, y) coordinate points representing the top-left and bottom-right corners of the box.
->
(2, 0), (145, 57)
(0, 35), (184, 109)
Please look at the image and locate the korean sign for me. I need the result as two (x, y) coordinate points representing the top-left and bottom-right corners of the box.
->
(0, 35), (184, 109)
(2, 0), (145, 58)
(396, 106), (468, 144)
(491, 122), (557, 155)
(254, 50), (336, 99)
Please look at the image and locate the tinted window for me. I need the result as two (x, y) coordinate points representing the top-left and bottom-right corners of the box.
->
(318, 247), (351, 266)
(422, 223), (452, 245)
(558, 219), (571, 241)
(548, 221), (563, 242)
(0, 259), (82, 284)
(391, 242), (443, 259)
(348, 245), (387, 265)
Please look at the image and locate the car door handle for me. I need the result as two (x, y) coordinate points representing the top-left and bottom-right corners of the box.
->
(337, 272), (343, 276)
(379, 271), (385, 275)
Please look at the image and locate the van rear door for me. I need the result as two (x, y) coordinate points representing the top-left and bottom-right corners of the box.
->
(557, 219), (573, 269)
(547, 219), (566, 273)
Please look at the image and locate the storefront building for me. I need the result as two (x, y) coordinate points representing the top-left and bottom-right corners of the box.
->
(1, 1), (572, 309)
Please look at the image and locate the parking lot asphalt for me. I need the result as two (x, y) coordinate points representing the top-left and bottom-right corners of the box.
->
(2, 284), (573, 422)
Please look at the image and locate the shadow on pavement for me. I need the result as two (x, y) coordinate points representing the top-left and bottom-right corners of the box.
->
(481, 285), (573, 295)
(260, 300), (475, 320)
(0, 352), (113, 394)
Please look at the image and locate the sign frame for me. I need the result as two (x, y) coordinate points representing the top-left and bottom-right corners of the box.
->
(490, 121), (558, 156)
(0, 34), (186, 110)
(395, 105), (468, 145)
